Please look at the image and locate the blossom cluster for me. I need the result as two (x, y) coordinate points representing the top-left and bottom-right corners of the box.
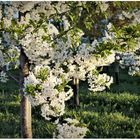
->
(128, 65), (140, 76)
(20, 19), (116, 108)
(1, 2), (69, 27)
(120, 52), (136, 67)
(0, 50), (4, 67)
(120, 52), (140, 76)
(0, 45), (20, 70)
(24, 65), (73, 120)
(22, 33), (115, 119)
(19, 25), (58, 65)
(117, 9), (140, 24)
(0, 71), (8, 83)
(53, 29), (115, 80)
(0, 45), (19, 82)
(87, 71), (113, 92)
(53, 118), (88, 138)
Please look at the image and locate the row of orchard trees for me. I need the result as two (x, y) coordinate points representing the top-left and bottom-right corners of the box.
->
(0, 1), (140, 138)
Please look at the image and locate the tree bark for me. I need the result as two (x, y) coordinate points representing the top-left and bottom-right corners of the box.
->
(73, 78), (80, 107)
(19, 48), (32, 138)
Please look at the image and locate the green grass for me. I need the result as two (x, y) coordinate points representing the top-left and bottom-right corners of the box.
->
(1, 68), (140, 138)
(0, 76), (20, 138)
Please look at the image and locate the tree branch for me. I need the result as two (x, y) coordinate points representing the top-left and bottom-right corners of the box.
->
(7, 72), (19, 83)
(0, 67), (19, 83)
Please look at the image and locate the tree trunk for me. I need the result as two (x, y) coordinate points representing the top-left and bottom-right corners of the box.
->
(114, 61), (120, 85)
(19, 48), (32, 138)
(73, 78), (80, 107)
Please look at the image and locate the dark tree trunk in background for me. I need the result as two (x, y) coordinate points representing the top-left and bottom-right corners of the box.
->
(19, 48), (32, 138)
(114, 61), (120, 85)
(115, 72), (119, 85)
(72, 78), (80, 107)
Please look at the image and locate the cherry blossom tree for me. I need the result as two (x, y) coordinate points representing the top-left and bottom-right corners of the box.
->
(0, 1), (140, 138)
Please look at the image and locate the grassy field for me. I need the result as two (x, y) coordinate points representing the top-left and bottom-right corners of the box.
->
(1, 68), (140, 138)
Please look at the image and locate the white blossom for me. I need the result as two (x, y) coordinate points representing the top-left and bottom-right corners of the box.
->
(119, 51), (140, 76)
(24, 72), (41, 88)
(0, 50), (4, 66)
(99, 2), (109, 12)
(53, 118), (88, 138)
(20, 26), (55, 65)
(24, 65), (73, 120)
(62, 16), (70, 31)
(88, 72), (113, 92)
(0, 71), (8, 83)
(48, 23), (59, 37)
